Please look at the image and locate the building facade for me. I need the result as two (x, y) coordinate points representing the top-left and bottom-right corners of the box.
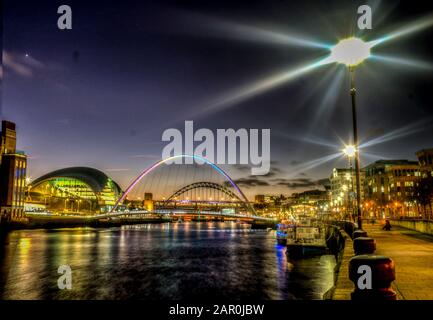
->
(330, 168), (365, 219)
(363, 160), (420, 218)
(27, 167), (123, 213)
(416, 148), (433, 178)
(290, 189), (330, 217)
(415, 149), (433, 218)
(0, 121), (28, 223)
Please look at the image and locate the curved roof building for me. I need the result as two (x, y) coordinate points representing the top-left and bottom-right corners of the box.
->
(28, 167), (123, 212)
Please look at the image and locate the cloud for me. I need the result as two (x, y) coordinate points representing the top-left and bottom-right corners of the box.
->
(261, 165), (283, 178)
(3, 51), (34, 77)
(105, 168), (131, 172)
(128, 154), (160, 159)
(273, 178), (318, 189)
(233, 161), (282, 177)
(298, 172), (307, 176)
(316, 178), (331, 187)
(233, 164), (251, 173)
(227, 177), (270, 188)
(270, 177), (329, 189)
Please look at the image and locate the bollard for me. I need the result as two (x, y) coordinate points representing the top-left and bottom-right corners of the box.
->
(352, 229), (367, 239)
(353, 237), (376, 255)
(349, 255), (396, 300)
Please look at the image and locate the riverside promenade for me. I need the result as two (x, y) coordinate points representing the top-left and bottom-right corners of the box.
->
(363, 223), (433, 300)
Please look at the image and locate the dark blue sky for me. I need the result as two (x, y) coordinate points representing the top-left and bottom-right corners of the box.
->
(2, 0), (433, 198)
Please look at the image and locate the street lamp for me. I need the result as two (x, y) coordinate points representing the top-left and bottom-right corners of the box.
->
(342, 144), (357, 221)
(343, 144), (356, 158)
(332, 37), (371, 229)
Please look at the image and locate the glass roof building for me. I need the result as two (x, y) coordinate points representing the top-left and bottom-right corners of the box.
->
(27, 167), (123, 213)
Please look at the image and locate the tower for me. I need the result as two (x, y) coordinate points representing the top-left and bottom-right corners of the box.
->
(0, 121), (27, 223)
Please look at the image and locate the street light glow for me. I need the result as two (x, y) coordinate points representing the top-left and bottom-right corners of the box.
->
(330, 37), (371, 66)
(343, 145), (356, 157)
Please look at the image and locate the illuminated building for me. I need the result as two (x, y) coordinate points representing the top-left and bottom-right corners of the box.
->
(27, 167), (123, 213)
(290, 189), (330, 216)
(415, 148), (433, 218)
(144, 192), (154, 211)
(0, 121), (27, 222)
(416, 148), (433, 178)
(363, 160), (420, 218)
(292, 189), (329, 206)
(254, 194), (265, 203)
(330, 168), (365, 218)
(254, 194), (284, 206)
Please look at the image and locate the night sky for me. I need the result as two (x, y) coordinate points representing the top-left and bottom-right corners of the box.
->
(2, 0), (433, 199)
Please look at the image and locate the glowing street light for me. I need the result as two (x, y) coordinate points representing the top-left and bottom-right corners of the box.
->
(331, 37), (372, 229)
(330, 37), (371, 66)
(342, 144), (357, 158)
(25, 176), (32, 185)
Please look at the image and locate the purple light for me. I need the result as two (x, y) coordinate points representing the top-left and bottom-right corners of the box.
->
(111, 154), (250, 212)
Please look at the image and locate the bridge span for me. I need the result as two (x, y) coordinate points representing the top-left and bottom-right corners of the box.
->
(93, 209), (277, 223)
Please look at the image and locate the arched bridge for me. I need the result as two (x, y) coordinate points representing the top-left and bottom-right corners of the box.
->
(112, 154), (257, 215)
(166, 182), (243, 202)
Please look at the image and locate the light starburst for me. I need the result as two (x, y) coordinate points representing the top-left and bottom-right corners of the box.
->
(186, 12), (433, 119)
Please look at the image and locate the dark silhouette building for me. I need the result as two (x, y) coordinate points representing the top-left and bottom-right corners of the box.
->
(0, 120), (27, 223)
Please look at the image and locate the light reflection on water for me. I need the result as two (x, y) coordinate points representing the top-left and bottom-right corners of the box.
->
(0, 222), (336, 300)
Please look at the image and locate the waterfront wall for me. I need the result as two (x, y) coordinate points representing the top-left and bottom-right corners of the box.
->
(391, 219), (433, 235)
(322, 222), (356, 300)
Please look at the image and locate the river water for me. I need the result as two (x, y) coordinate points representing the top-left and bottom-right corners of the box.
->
(0, 222), (336, 300)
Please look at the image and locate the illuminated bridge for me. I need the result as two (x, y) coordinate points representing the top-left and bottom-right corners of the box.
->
(26, 154), (277, 224)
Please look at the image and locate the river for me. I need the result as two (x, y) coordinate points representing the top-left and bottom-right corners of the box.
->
(0, 222), (336, 300)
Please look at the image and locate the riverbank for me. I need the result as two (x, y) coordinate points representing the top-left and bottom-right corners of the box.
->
(0, 215), (275, 233)
(328, 229), (354, 300)
(363, 223), (433, 299)
(322, 226), (354, 300)
(0, 216), (173, 232)
(390, 218), (433, 236)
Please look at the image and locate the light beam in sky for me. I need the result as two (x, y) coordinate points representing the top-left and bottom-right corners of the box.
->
(178, 11), (331, 50)
(368, 13), (433, 48)
(206, 20), (331, 49)
(359, 117), (433, 149)
(370, 54), (433, 70)
(287, 152), (342, 178)
(276, 132), (338, 149)
(184, 12), (433, 122)
(190, 56), (334, 118)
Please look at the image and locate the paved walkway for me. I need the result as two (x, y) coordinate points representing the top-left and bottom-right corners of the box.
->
(363, 223), (433, 300)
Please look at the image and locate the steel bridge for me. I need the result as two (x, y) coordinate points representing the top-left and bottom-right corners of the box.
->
(161, 181), (256, 213)
(93, 209), (276, 223)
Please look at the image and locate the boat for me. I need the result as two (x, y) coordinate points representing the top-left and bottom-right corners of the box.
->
(286, 215), (328, 257)
(276, 220), (295, 245)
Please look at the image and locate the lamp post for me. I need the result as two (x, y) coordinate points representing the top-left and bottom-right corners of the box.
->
(331, 37), (371, 229)
(343, 144), (356, 222)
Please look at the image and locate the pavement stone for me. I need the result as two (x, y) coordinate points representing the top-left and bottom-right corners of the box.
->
(364, 223), (433, 300)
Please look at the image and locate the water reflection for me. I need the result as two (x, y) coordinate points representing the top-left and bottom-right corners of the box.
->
(0, 222), (335, 300)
